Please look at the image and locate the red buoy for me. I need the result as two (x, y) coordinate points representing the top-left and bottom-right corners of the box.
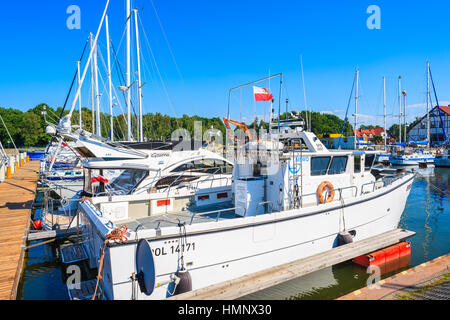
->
(33, 220), (43, 230)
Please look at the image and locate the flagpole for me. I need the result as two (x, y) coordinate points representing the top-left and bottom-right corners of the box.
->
(227, 73), (282, 127)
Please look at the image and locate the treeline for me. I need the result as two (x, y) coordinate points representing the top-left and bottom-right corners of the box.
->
(0, 104), (355, 148)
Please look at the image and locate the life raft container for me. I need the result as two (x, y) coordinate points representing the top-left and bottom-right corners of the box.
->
(317, 181), (335, 204)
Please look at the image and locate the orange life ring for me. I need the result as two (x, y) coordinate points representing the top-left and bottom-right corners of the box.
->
(317, 181), (335, 204)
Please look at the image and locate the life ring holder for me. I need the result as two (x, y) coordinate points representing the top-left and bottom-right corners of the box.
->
(317, 181), (335, 204)
(288, 157), (301, 174)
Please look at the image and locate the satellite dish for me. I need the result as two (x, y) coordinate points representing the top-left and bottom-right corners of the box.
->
(136, 239), (156, 296)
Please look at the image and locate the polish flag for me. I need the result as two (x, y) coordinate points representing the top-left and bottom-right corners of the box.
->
(92, 176), (109, 184)
(253, 86), (273, 102)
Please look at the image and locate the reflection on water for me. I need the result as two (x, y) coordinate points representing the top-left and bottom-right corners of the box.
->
(18, 168), (450, 300)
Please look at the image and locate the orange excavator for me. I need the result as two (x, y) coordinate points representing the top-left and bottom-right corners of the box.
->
(223, 117), (253, 143)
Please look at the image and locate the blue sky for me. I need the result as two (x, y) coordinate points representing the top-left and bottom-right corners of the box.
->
(1, 0), (450, 129)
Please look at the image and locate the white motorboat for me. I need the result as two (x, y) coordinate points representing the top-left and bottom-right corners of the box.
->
(74, 129), (415, 300)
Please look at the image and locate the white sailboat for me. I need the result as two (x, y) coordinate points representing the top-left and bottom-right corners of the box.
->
(390, 66), (435, 166)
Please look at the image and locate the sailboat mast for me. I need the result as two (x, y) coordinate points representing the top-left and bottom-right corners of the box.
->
(134, 9), (144, 142)
(94, 41), (101, 137)
(403, 90), (407, 143)
(426, 61), (430, 149)
(300, 55), (309, 131)
(383, 76), (387, 150)
(89, 33), (95, 134)
(77, 61), (83, 130)
(354, 69), (359, 150)
(126, 0), (132, 141)
(106, 15), (114, 141)
(398, 76), (402, 144)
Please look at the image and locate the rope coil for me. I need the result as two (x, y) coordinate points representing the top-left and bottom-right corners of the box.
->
(92, 225), (128, 300)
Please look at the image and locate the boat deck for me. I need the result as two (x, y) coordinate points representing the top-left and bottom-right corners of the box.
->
(116, 201), (240, 231)
(0, 160), (40, 300)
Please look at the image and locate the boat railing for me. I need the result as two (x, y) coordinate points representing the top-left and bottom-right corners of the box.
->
(360, 180), (386, 195)
(297, 185), (358, 208)
(39, 196), (85, 231)
(256, 201), (274, 215)
(188, 206), (246, 225)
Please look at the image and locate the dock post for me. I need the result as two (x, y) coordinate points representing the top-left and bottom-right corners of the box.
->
(6, 166), (11, 179)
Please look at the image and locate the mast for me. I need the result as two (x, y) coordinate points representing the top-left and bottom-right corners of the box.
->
(426, 61), (431, 149)
(126, 0), (132, 141)
(398, 76), (402, 143)
(300, 55), (309, 131)
(93, 40), (101, 137)
(89, 33), (95, 134)
(354, 69), (359, 150)
(106, 15), (114, 141)
(134, 9), (144, 142)
(403, 90), (407, 143)
(77, 61), (83, 130)
(383, 76), (387, 150)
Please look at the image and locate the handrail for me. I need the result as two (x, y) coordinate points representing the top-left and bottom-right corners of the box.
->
(189, 206), (246, 225)
(256, 201), (274, 215)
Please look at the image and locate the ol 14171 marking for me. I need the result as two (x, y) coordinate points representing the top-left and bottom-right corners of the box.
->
(152, 242), (196, 257)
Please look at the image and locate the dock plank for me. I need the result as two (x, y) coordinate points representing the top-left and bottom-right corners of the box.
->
(169, 229), (416, 300)
(0, 160), (39, 300)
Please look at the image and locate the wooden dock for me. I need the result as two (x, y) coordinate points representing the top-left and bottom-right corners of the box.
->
(0, 160), (40, 300)
(169, 229), (416, 300)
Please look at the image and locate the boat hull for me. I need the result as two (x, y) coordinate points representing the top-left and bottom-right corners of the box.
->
(434, 155), (450, 167)
(86, 174), (415, 300)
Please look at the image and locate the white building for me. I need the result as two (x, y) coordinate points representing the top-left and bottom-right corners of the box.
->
(407, 106), (450, 145)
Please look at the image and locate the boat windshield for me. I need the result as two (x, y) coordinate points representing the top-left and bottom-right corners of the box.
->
(84, 168), (148, 196)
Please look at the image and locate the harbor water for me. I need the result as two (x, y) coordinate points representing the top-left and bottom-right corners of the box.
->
(17, 167), (449, 300)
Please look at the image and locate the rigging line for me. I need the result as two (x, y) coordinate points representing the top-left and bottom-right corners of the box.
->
(110, 41), (139, 130)
(428, 68), (448, 142)
(58, 36), (90, 120)
(338, 72), (356, 149)
(0, 114), (18, 154)
(147, 0), (185, 86)
(138, 17), (180, 122)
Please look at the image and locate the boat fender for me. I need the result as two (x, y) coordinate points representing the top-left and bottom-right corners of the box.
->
(337, 231), (354, 246)
(52, 223), (61, 231)
(174, 269), (192, 295)
(33, 220), (43, 230)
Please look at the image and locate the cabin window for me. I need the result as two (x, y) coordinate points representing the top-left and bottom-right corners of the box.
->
(171, 159), (233, 175)
(354, 154), (361, 173)
(107, 169), (148, 195)
(171, 162), (195, 173)
(155, 175), (200, 190)
(328, 156), (348, 175)
(365, 154), (376, 171)
(311, 157), (331, 176)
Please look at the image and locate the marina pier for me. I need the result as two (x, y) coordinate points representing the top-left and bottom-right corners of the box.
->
(169, 229), (416, 300)
(0, 159), (39, 300)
